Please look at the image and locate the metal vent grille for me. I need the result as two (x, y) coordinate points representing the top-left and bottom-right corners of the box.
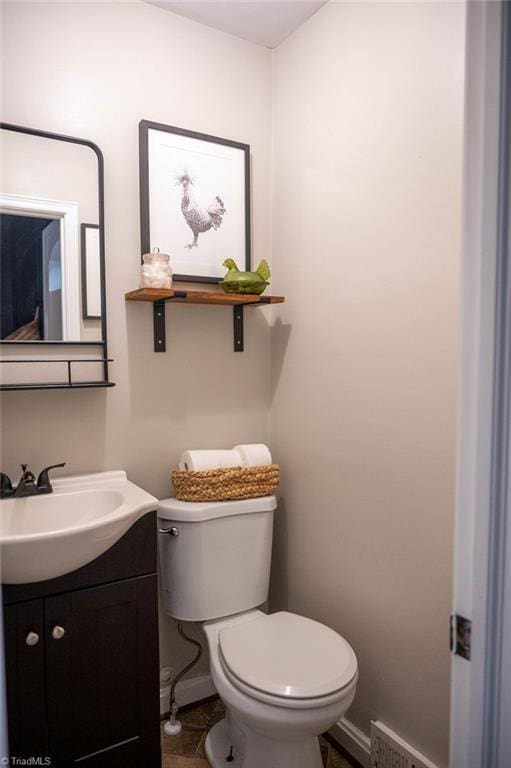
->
(370, 721), (438, 768)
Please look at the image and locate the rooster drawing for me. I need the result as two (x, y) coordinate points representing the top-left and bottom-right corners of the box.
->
(176, 172), (226, 249)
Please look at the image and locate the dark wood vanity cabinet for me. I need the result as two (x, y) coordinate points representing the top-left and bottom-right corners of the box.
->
(2, 512), (161, 767)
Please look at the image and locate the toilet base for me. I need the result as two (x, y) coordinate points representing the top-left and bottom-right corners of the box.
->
(205, 719), (243, 768)
(205, 716), (323, 768)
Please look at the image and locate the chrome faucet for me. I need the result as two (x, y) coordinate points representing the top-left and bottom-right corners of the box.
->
(0, 463), (66, 499)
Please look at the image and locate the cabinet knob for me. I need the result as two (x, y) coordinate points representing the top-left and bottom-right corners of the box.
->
(51, 625), (65, 640)
(25, 631), (39, 647)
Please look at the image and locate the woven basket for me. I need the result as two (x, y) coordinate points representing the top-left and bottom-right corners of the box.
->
(171, 464), (280, 502)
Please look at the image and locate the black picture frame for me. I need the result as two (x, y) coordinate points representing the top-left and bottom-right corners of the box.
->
(81, 223), (101, 320)
(139, 119), (251, 284)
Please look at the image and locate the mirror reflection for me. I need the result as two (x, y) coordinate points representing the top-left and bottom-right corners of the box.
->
(0, 128), (103, 342)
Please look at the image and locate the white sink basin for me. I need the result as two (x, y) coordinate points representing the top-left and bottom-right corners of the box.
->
(0, 470), (157, 584)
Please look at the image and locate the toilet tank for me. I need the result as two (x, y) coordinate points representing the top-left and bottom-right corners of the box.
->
(158, 495), (276, 622)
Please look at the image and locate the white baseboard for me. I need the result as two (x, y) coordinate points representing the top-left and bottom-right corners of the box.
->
(329, 716), (371, 768)
(160, 673), (217, 717)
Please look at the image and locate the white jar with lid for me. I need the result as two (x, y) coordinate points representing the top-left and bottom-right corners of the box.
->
(140, 247), (173, 289)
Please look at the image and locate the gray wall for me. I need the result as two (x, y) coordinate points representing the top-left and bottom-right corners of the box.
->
(1, 1), (466, 762)
(0, 0), (273, 672)
(270, 3), (465, 765)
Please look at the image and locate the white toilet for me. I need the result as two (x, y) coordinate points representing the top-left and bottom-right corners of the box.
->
(158, 495), (358, 768)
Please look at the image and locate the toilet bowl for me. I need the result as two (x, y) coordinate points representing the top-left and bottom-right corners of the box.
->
(203, 610), (358, 768)
(158, 495), (358, 768)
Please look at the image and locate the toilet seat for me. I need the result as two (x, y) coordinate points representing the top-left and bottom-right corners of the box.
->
(218, 611), (357, 704)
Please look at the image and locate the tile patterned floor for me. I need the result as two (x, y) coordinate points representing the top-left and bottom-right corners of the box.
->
(161, 697), (358, 768)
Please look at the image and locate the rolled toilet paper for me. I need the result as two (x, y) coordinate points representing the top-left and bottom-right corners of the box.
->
(233, 444), (272, 467)
(178, 449), (242, 472)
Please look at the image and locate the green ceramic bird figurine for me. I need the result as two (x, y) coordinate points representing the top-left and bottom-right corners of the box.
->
(219, 258), (271, 295)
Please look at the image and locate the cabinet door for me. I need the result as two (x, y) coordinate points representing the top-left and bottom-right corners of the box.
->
(3, 600), (48, 758)
(45, 575), (161, 767)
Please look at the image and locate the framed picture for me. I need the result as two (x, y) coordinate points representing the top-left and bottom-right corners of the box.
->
(81, 223), (101, 319)
(139, 120), (250, 283)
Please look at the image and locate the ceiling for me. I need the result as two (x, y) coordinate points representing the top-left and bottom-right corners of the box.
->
(144, 1), (327, 48)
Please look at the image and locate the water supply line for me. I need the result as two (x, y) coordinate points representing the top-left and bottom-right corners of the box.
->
(163, 622), (203, 736)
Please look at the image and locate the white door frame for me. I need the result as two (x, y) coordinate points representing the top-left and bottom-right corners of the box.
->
(41, 218), (62, 338)
(450, 2), (511, 766)
(0, 193), (80, 340)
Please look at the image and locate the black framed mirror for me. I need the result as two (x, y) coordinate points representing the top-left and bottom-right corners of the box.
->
(0, 123), (113, 390)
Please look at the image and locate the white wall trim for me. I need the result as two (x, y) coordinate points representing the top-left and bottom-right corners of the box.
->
(0, 192), (80, 340)
(329, 716), (371, 768)
(160, 673), (217, 717)
(450, 3), (511, 767)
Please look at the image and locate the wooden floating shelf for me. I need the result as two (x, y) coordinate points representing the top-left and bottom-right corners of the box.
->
(125, 288), (285, 352)
(125, 287), (285, 306)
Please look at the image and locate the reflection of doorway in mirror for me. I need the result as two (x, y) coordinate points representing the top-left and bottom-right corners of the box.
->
(1, 213), (52, 339)
(0, 194), (80, 340)
(41, 219), (63, 339)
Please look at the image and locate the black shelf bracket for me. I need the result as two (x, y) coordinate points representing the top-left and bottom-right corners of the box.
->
(232, 297), (271, 352)
(153, 301), (166, 352)
(151, 293), (272, 353)
(153, 292), (187, 352)
(233, 305), (244, 352)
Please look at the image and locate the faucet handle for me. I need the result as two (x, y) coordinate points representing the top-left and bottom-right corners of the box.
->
(36, 463), (66, 493)
(0, 472), (13, 499)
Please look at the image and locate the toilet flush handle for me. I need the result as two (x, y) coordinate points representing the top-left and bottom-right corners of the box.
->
(159, 526), (179, 537)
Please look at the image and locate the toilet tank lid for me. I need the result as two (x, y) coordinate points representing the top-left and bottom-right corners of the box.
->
(158, 495), (277, 522)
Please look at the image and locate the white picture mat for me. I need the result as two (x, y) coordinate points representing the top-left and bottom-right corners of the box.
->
(148, 129), (246, 279)
(84, 226), (101, 317)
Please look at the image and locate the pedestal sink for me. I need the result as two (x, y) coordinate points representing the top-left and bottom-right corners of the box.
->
(0, 470), (157, 584)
